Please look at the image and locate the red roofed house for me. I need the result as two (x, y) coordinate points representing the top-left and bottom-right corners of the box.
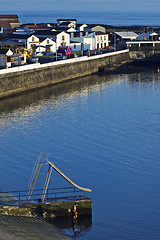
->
(0, 15), (20, 33)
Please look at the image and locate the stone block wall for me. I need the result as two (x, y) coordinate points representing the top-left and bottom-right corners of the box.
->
(0, 50), (130, 99)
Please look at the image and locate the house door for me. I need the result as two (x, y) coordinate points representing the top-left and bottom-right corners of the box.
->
(46, 45), (51, 52)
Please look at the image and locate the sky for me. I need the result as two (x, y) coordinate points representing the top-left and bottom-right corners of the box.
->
(1, 0), (160, 12)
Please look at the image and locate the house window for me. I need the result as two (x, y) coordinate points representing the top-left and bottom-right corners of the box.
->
(32, 37), (34, 42)
(101, 36), (102, 41)
(62, 35), (65, 41)
(74, 44), (76, 49)
(104, 36), (106, 41)
(47, 39), (50, 44)
(97, 36), (99, 41)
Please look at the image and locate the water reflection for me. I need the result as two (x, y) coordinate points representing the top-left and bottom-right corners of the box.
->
(0, 74), (120, 116)
(48, 215), (92, 238)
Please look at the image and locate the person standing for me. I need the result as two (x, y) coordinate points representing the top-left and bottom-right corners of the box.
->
(72, 202), (78, 220)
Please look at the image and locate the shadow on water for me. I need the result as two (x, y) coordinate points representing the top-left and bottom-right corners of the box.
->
(1, 60), (160, 115)
(0, 63), (160, 115)
(0, 73), (118, 115)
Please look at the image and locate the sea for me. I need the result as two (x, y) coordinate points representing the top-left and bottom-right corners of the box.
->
(1, 10), (160, 26)
(1, 11), (160, 240)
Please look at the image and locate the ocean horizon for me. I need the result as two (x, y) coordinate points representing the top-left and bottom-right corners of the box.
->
(1, 10), (160, 26)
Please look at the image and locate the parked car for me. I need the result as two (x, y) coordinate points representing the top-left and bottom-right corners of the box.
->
(27, 56), (39, 63)
(56, 55), (67, 61)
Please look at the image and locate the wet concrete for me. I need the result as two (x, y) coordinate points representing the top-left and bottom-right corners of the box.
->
(0, 216), (71, 240)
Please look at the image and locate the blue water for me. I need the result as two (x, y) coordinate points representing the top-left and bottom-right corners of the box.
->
(1, 70), (160, 239)
(2, 10), (160, 26)
(1, 10), (160, 240)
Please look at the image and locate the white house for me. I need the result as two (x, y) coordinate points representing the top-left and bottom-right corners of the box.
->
(27, 32), (70, 54)
(95, 32), (109, 49)
(56, 31), (70, 49)
(27, 35), (40, 50)
(0, 49), (13, 68)
(57, 19), (77, 28)
(79, 24), (87, 32)
(0, 49), (25, 68)
(70, 32), (96, 51)
(38, 38), (56, 53)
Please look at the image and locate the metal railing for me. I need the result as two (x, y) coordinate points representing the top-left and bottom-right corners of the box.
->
(0, 187), (87, 206)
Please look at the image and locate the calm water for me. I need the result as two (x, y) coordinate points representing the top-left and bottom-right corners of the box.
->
(1, 10), (160, 240)
(1, 69), (160, 239)
(2, 10), (160, 26)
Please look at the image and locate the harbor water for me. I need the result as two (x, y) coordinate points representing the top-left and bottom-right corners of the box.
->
(1, 67), (160, 239)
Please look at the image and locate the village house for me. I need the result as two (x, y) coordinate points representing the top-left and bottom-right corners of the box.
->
(27, 35), (40, 54)
(0, 49), (13, 68)
(78, 24), (88, 32)
(12, 26), (34, 35)
(37, 38), (56, 53)
(109, 31), (138, 50)
(57, 19), (77, 28)
(56, 31), (70, 49)
(0, 48), (26, 68)
(95, 32), (109, 49)
(84, 24), (106, 34)
(70, 32), (96, 52)
(27, 31), (70, 54)
(0, 15), (20, 34)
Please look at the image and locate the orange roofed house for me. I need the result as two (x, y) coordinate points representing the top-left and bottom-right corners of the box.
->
(0, 15), (20, 33)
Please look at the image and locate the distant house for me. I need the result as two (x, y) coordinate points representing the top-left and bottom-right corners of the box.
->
(115, 31), (138, 42)
(24, 23), (54, 32)
(95, 32), (109, 49)
(0, 15), (20, 33)
(0, 49), (13, 68)
(33, 30), (58, 39)
(110, 31), (138, 50)
(70, 32), (96, 51)
(27, 32), (70, 53)
(27, 35), (40, 54)
(136, 32), (160, 41)
(149, 32), (159, 41)
(84, 24), (106, 34)
(0, 48), (25, 68)
(56, 31), (70, 49)
(92, 25), (106, 33)
(136, 32), (153, 41)
(57, 19), (77, 28)
(79, 24), (88, 32)
(13, 26), (33, 35)
(38, 38), (56, 53)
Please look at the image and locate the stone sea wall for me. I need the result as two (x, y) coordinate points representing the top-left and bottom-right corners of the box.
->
(0, 50), (129, 99)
